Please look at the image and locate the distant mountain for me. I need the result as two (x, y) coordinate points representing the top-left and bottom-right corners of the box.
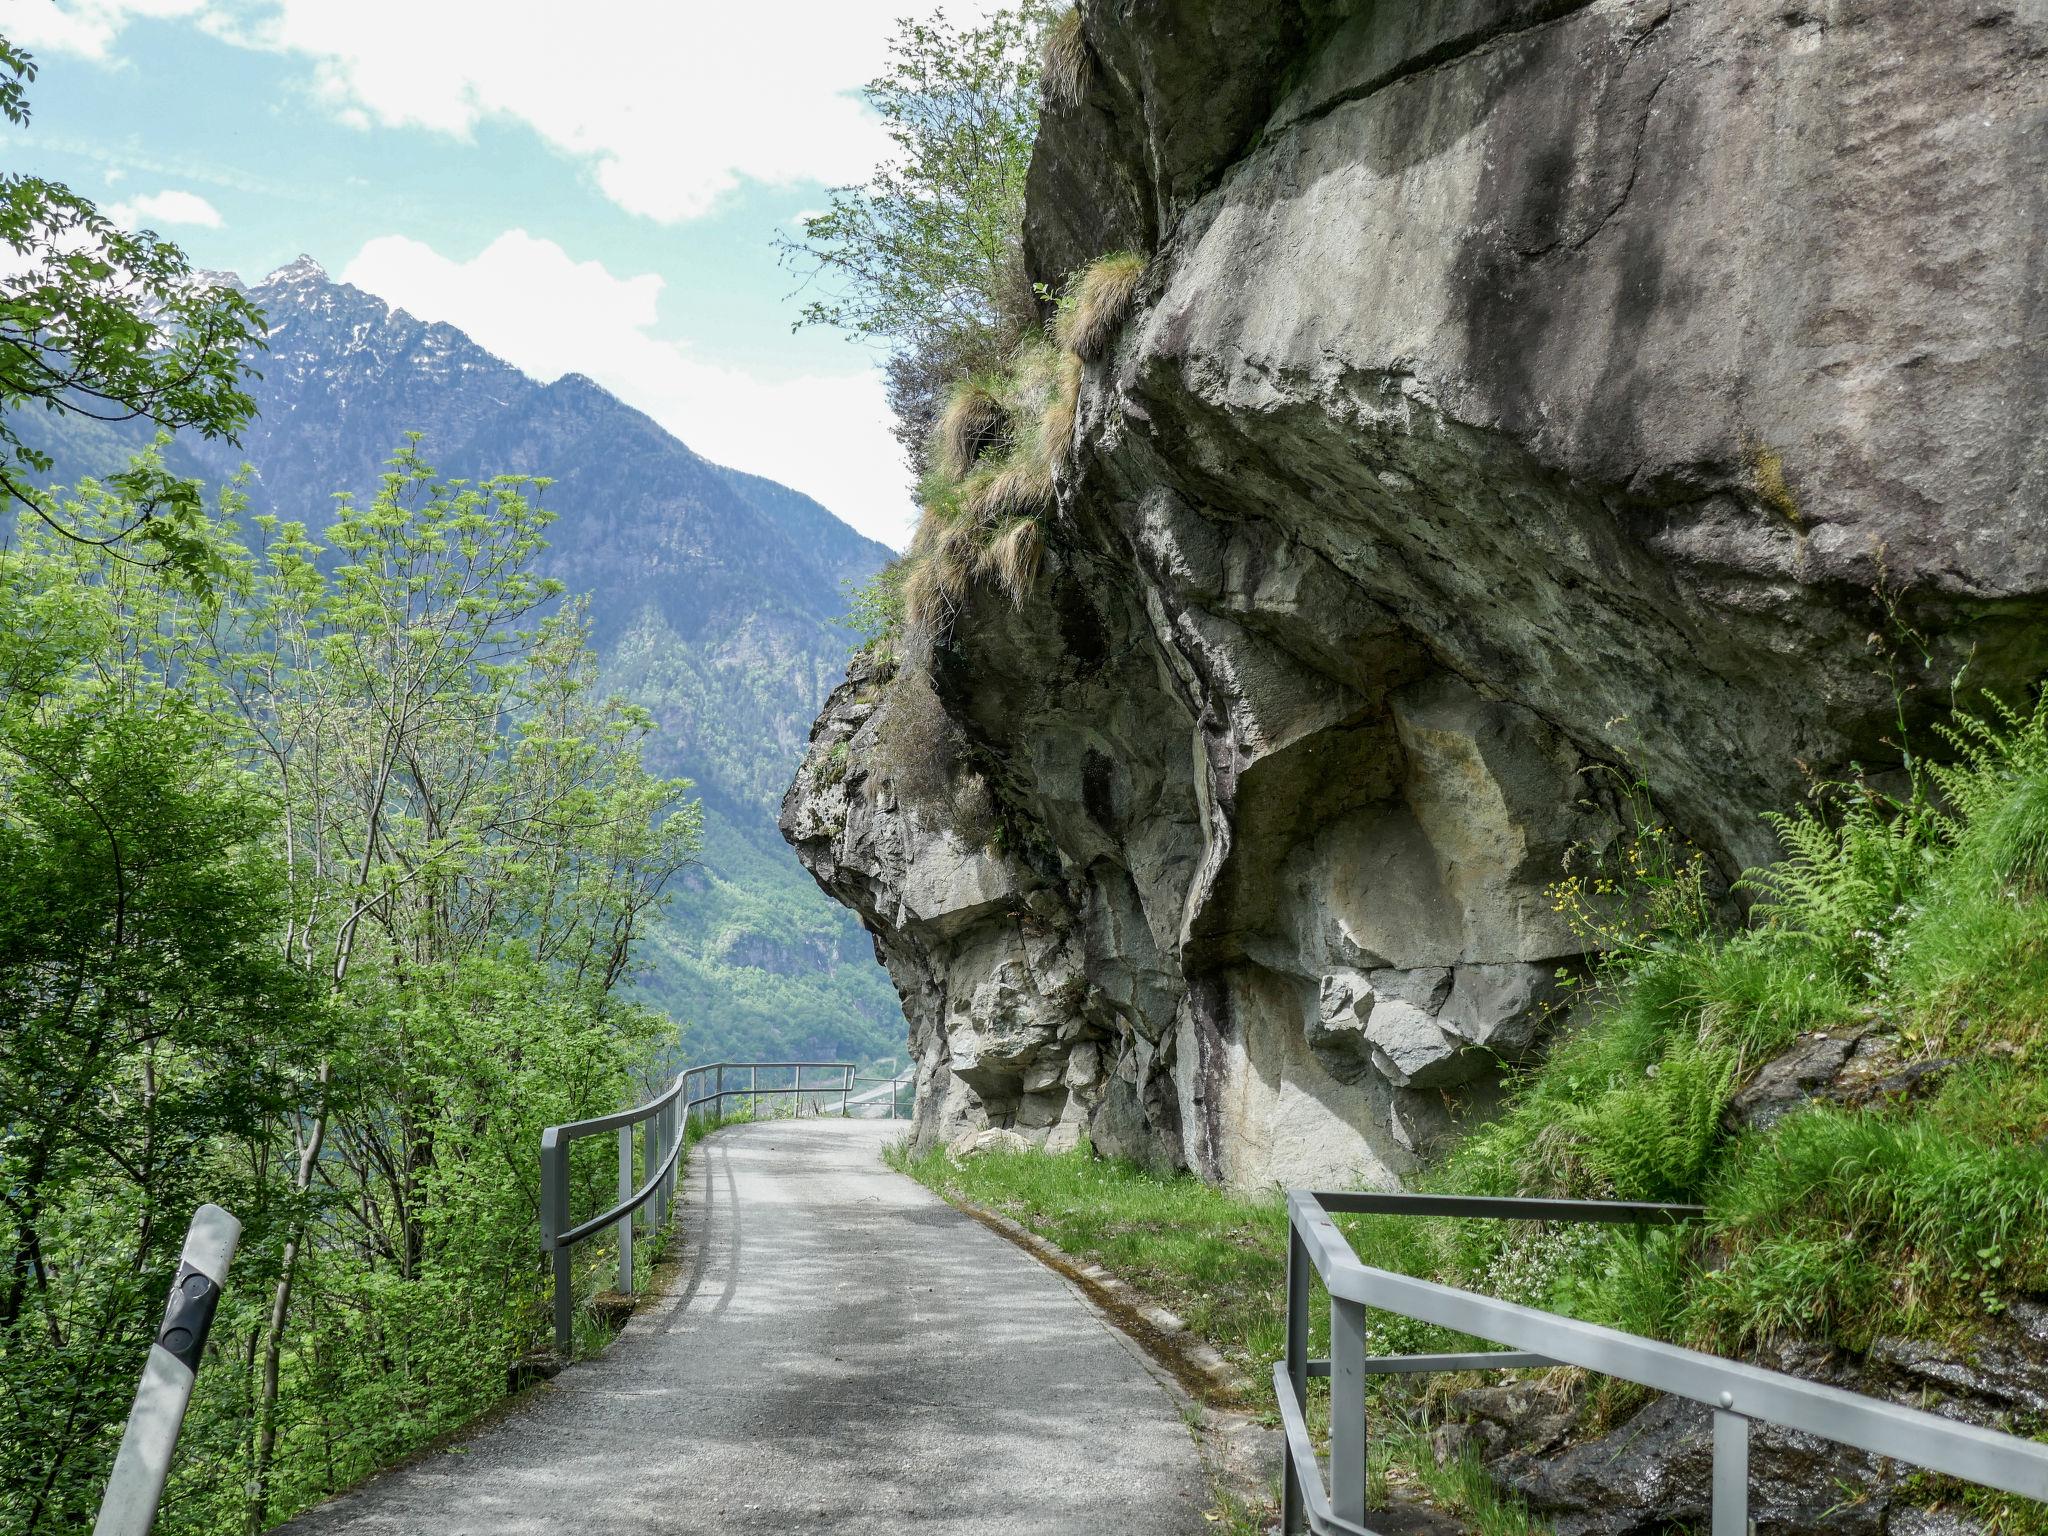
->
(23, 255), (907, 1071)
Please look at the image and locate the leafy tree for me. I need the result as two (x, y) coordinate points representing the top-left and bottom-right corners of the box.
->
(0, 533), (311, 1534)
(0, 451), (699, 1533)
(778, 4), (1049, 470)
(190, 444), (697, 1523)
(0, 36), (266, 576)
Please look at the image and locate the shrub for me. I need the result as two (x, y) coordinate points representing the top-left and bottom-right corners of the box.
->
(865, 670), (959, 808)
(839, 562), (905, 653)
(1056, 251), (1146, 360)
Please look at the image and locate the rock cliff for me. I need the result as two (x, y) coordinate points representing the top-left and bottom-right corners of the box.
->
(782, 0), (2047, 1189)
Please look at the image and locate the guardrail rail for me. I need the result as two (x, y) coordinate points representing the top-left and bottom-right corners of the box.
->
(1279, 1189), (2048, 1535)
(538, 1058), (911, 1355)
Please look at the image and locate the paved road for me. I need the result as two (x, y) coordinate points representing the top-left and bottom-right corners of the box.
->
(279, 1119), (1210, 1535)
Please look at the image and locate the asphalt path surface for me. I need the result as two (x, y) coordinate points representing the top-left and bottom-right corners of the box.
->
(277, 1118), (1210, 1534)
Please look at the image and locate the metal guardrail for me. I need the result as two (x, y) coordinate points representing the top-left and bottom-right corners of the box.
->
(1278, 1190), (2048, 1535)
(93, 1204), (240, 1536)
(538, 1059), (911, 1355)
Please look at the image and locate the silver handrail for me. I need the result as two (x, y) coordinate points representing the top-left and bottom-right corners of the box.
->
(93, 1204), (241, 1536)
(1278, 1190), (2048, 1535)
(537, 1059), (869, 1356)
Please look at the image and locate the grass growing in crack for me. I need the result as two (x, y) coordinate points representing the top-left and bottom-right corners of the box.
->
(1380, 1420), (1553, 1536)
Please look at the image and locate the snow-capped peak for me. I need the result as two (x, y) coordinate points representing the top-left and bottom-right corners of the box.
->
(261, 253), (327, 286)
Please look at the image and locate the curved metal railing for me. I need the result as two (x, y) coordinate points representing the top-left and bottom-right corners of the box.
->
(539, 1058), (911, 1355)
(1277, 1189), (2048, 1535)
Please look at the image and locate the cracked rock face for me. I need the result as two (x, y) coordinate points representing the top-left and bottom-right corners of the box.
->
(782, 0), (2046, 1187)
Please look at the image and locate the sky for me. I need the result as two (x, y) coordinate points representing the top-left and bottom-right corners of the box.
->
(0, 0), (986, 549)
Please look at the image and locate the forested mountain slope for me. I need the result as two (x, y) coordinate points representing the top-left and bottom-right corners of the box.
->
(27, 255), (905, 1068)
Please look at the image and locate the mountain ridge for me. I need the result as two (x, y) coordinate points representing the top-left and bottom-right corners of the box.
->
(26, 255), (908, 1069)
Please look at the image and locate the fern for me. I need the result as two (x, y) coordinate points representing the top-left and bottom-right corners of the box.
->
(1929, 689), (2048, 894)
(1741, 798), (1935, 971)
(1567, 1035), (1736, 1201)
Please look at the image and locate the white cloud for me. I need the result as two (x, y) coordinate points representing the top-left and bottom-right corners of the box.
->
(0, 0), (207, 59)
(23, 0), (1000, 223)
(107, 187), (223, 228)
(342, 231), (913, 549)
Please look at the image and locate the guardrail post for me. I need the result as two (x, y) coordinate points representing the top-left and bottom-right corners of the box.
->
(1713, 1407), (1750, 1536)
(750, 1065), (757, 1120)
(716, 1063), (725, 1120)
(650, 1094), (666, 1233)
(93, 1204), (240, 1536)
(841, 1065), (851, 1118)
(541, 1127), (572, 1357)
(1282, 1224), (1309, 1535)
(616, 1124), (634, 1294)
(658, 1085), (675, 1224)
(1330, 1293), (1368, 1523)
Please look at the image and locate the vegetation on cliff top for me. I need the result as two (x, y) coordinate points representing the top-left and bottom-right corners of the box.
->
(788, 5), (1147, 678)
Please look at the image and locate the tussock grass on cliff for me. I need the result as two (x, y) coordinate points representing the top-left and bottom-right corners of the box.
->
(1055, 251), (1145, 360)
(878, 254), (1137, 654)
(1040, 7), (1088, 109)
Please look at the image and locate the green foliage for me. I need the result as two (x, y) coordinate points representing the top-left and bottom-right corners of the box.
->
(1566, 1034), (1736, 1202)
(840, 562), (905, 653)
(0, 444), (701, 1533)
(0, 37), (266, 577)
(781, 4), (1041, 343)
(1694, 1064), (2048, 1349)
(778, 3), (1050, 468)
(1743, 790), (1938, 975)
(1443, 688), (2048, 1357)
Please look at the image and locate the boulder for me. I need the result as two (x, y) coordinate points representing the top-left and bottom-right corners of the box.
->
(781, 0), (2047, 1193)
(1365, 999), (1479, 1089)
(947, 1127), (1034, 1160)
(1438, 962), (1569, 1059)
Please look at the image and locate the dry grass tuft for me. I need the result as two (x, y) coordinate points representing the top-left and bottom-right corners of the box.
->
(951, 770), (999, 848)
(865, 670), (959, 807)
(893, 331), (1081, 644)
(1056, 251), (1145, 361)
(901, 532), (973, 643)
(1041, 8), (1089, 111)
(935, 377), (1011, 479)
(1041, 348), (1083, 462)
(979, 517), (1044, 604)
